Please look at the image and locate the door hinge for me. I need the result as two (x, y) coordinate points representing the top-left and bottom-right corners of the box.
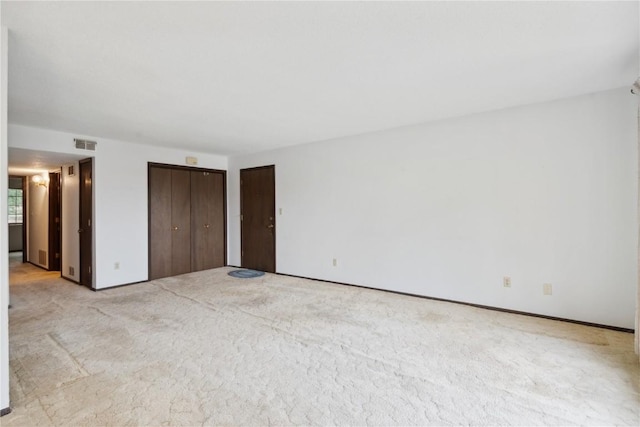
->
(89, 266), (91, 274)
(241, 250), (244, 257)
(55, 253), (60, 259)
(88, 219), (91, 227)
(240, 214), (243, 221)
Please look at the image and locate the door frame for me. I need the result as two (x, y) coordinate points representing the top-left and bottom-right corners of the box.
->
(48, 171), (61, 271)
(240, 165), (276, 273)
(79, 158), (93, 288)
(8, 175), (27, 262)
(22, 176), (26, 263)
(147, 162), (228, 280)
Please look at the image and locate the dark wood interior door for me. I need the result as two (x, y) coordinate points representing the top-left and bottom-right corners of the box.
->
(149, 167), (172, 280)
(79, 159), (93, 288)
(191, 171), (225, 271)
(48, 171), (61, 271)
(241, 165), (275, 272)
(171, 169), (191, 275)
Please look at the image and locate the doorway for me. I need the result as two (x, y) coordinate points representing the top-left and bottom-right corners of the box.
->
(240, 165), (276, 273)
(79, 158), (93, 288)
(8, 176), (26, 262)
(48, 171), (61, 271)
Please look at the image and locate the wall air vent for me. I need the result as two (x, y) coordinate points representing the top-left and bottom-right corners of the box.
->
(74, 138), (97, 151)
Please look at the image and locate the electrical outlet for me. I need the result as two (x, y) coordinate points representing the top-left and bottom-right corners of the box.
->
(543, 283), (552, 295)
(503, 276), (511, 288)
(114, 262), (120, 270)
(332, 258), (337, 267)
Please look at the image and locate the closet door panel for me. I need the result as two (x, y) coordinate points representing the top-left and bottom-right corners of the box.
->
(191, 171), (213, 272)
(191, 171), (225, 271)
(210, 172), (225, 268)
(149, 167), (172, 280)
(171, 169), (191, 275)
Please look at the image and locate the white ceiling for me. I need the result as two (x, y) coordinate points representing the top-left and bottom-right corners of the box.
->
(2, 1), (638, 156)
(7, 147), (85, 176)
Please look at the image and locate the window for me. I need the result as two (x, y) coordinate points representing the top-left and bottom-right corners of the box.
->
(8, 188), (23, 224)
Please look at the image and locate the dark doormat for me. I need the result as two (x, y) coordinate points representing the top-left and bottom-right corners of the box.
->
(228, 269), (265, 279)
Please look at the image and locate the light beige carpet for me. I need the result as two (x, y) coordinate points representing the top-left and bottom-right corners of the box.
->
(3, 260), (639, 426)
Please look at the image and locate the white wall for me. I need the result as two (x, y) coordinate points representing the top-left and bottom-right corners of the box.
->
(637, 94), (640, 355)
(27, 174), (48, 269)
(8, 124), (228, 289)
(0, 25), (10, 414)
(228, 88), (638, 329)
(61, 162), (79, 281)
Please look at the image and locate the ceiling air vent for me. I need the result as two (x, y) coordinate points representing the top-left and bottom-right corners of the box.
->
(74, 138), (97, 151)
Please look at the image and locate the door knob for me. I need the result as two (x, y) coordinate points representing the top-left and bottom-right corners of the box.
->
(204, 224), (210, 229)
(267, 224), (274, 229)
(78, 228), (83, 233)
(172, 226), (179, 231)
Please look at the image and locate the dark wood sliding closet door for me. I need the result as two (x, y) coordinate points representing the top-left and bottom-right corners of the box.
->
(148, 164), (226, 280)
(171, 169), (191, 275)
(191, 171), (225, 272)
(149, 167), (172, 280)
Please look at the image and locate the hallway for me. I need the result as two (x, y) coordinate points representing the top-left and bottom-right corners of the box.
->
(8, 253), (60, 288)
